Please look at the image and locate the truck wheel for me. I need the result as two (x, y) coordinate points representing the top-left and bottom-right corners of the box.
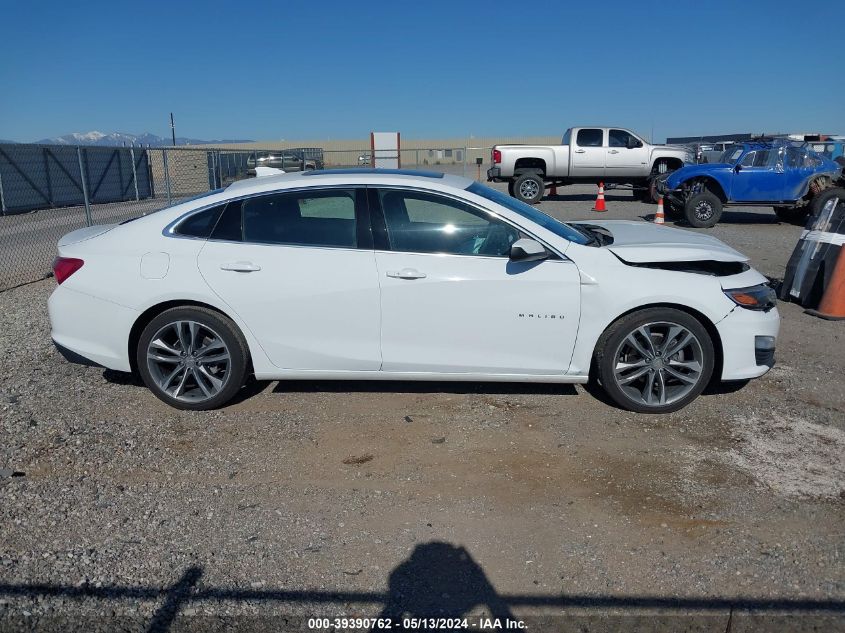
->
(773, 206), (808, 225)
(809, 187), (845, 218)
(513, 173), (545, 204)
(683, 191), (722, 228)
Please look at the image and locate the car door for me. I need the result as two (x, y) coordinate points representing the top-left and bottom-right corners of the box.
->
(605, 129), (649, 174)
(197, 187), (382, 371)
(571, 128), (606, 178)
(730, 149), (783, 201)
(370, 187), (581, 375)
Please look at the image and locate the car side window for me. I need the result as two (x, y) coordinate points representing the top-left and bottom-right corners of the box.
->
(378, 189), (522, 257)
(174, 203), (227, 238)
(740, 150), (772, 168)
(608, 129), (634, 148)
(576, 129), (604, 147)
(238, 189), (357, 248)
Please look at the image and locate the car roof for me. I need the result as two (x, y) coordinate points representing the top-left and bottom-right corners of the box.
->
(225, 169), (473, 194)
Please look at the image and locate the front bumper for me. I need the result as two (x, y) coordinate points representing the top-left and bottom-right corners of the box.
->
(487, 167), (502, 181)
(716, 305), (780, 380)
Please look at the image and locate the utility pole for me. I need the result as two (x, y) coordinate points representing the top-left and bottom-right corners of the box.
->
(170, 112), (176, 146)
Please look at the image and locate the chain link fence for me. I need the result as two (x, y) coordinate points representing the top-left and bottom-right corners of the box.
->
(0, 143), (486, 292)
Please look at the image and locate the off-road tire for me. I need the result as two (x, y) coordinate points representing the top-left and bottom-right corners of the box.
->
(512, 172), (545, 205)
(808, 187), (845, 219)
(683, 191), (723, 228)
(594, 307), (715, 414)
(137, 306), (250, 411)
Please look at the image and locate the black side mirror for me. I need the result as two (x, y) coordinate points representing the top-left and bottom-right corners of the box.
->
(627, 137), (642, 149)
(734, 164), (743, 173)
(510, 238), (549, 262)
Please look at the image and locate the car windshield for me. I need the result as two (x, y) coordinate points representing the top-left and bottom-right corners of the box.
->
(119, 188), (227, 224)
(465, 182), (591, 245)
(721, 147), (745, 164)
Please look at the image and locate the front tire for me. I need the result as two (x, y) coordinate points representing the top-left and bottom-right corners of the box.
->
(512, 172), (545, 204)
(683, 191), (723, 228)
(594, 308), (714, 414)
(137, 306), (249, 410)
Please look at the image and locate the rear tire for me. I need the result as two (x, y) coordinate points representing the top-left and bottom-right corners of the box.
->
(512, 172), (545, 204)
(683, 191), (723, 228)
(594, 307), (715, 414)
(808, 187), (845, 219)
(137, 306), (249, 410)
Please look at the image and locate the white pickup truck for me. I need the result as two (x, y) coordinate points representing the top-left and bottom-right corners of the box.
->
(487, 127), (694, 204)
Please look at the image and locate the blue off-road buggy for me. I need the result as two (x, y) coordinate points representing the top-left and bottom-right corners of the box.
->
(656, 139), (844, 227)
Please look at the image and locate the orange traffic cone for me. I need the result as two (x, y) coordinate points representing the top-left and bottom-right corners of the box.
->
(806, 247), (845, 320)
(654, 196), (666, 225)
(592, 182), (607, 212)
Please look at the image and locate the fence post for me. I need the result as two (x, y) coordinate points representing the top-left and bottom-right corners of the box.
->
(129, 148), (140, 201)
(162, 148), (172, 206)
(415, 149), (419, 167)
(217, 150), (223, 188)
(463, 146), (468, 178)
(76, 146), (93, 226)
(0, 167), (6, 214)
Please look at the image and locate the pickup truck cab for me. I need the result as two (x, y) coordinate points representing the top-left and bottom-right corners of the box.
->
(488, 127), (693, 204)
(657, 140), (844, 227)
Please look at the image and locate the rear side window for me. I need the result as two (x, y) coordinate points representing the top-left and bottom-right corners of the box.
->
(242, 189), (357, 248)
(173, 204), (227, 238)
(576, 129), (603, 147)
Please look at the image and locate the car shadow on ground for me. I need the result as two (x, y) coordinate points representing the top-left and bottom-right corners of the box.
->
(0, 540), (842, 632)
(543, 193), (637, 203)
(638, 210), (782, 226)
(271, 380), (578, 397)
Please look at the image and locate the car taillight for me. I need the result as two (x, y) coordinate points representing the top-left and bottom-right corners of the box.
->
(492, 149), (502, 164)
(52, 257), (84, 284)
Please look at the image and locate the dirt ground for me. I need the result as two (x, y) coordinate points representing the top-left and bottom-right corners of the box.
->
(0, 183), (843, 631)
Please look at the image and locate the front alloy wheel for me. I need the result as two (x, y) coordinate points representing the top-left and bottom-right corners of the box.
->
(595, 308), (714, 413)
(137, 306), (249, 410)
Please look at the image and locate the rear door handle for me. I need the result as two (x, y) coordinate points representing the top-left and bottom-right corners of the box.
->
(386, 268), (426, 280)
(574, 149), (586, 154)
(220, 261), (261, 272)
(608, 150), (619, 154)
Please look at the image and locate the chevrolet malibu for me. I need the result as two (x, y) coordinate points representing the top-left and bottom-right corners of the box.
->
(48, 170), (779, 414)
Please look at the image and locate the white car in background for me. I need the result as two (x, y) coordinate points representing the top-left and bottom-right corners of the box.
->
(48, 170), (779, 414)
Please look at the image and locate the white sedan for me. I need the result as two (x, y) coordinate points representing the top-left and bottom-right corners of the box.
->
(48, 170), (779, 413)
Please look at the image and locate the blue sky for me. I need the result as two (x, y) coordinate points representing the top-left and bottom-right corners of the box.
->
(1, 0), (843, 143)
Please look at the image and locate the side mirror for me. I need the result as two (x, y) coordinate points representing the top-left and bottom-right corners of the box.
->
(734, 164), (743, 173)
(510, 238), (549, 262)
(627, 137), (643, 149)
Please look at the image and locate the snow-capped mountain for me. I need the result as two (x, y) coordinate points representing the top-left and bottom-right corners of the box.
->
(34, 131), (253, 147)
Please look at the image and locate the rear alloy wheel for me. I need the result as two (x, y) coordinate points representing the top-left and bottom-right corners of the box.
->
(512, 172), (545, 204)
(683, 191), (723, 228)
(137, 306), (249, 410)
(595, 308), (714, 414)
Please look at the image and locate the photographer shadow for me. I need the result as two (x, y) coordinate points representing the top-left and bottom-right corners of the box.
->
(376, 541), (514, 629)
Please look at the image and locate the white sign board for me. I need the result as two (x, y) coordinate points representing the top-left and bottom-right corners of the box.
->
(371, 132), (400, 169)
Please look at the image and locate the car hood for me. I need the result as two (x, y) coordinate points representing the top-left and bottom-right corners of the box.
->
(573, 220), (748, 263)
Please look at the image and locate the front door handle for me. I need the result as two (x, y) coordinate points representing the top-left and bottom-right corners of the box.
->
(220, 261), (261, 272)
(574, 149), (586, 154)
(608, 149), (619, 154)
(386, 268), (426, 280)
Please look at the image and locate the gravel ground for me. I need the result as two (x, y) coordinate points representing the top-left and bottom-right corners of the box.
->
(1, 184), (843, 631)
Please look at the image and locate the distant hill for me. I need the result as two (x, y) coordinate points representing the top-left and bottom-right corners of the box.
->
(32, 131), (253, 147)
(0, 139), (18, 144)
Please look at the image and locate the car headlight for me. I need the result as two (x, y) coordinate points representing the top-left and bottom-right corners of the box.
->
(723, 284), (777, 311)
